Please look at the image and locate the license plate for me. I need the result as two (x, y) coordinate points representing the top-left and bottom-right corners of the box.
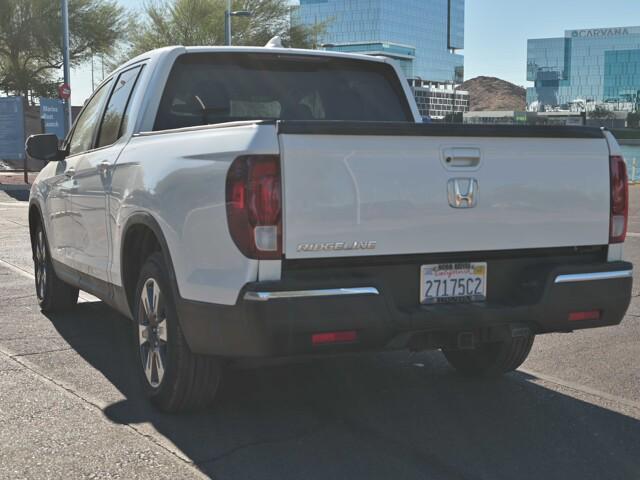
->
(420, 262), (487, 304)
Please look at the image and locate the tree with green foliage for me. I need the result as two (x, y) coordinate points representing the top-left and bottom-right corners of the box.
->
(588, 105), (616, 120)
(0, 0), (128, 102)
(126, 0), (327, 59)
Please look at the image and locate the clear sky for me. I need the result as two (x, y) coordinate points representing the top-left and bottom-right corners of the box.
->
(70, 0), (639, 104)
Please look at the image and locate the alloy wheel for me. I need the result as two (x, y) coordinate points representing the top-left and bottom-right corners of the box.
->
(34, 229), (47, 300)
(138, 278), (168, 388)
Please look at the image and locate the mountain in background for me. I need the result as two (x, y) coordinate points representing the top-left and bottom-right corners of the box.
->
(460, 76), (527, 112)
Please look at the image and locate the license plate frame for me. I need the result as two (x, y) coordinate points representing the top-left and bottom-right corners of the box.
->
(420, 262), (487, 305)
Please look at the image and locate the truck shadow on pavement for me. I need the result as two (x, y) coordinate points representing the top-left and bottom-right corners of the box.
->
(44, 302), (640, 480)
(2, 189), (30, 202)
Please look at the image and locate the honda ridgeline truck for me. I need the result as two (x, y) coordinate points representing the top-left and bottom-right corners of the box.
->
(26, 45), (633, 412)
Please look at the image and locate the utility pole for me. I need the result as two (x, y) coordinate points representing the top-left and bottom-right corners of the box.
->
(61, 0), (72, 132)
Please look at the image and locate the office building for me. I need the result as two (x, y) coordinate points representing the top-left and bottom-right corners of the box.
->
(411, 79), (469, 120)
(295, 0), (465, 84)
(527, 26), (640, 110)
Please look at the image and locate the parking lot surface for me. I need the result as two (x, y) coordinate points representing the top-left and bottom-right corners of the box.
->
(0, 188), (639, 479)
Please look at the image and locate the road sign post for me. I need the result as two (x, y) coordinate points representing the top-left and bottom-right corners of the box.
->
(58, 82), (71, 136)
(61, 0), (72, 134)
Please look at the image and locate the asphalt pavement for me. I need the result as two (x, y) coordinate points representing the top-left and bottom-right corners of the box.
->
(0, 187), (638, 480)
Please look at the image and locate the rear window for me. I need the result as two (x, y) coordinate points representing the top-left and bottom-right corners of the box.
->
(153, 53), (412, 131)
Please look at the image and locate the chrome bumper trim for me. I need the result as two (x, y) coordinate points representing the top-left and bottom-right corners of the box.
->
(244, 287), (380, 302)
(554, 270), (633, 284)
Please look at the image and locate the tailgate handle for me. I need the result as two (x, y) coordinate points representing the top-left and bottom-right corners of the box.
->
(443, 148), (481, 169)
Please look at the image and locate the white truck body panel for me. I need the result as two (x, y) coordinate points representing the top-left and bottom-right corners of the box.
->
(109, 123), (280, 305)
(280, 134), (611, 259)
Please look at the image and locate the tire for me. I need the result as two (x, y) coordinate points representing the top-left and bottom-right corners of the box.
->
(133, 252), (222, 412)
(33, 222), (79, 312)
(442, 334), (535, 377)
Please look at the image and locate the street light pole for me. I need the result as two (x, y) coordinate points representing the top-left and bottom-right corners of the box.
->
(224, 0), (232, 46)
(224, 1), (251, 46)
(61, 0), (72, 132)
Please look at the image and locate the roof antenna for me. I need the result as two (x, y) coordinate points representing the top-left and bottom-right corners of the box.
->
(265, 36), (283, 48)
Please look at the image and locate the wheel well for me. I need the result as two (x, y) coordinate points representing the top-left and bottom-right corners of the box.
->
(122, 224), (162, 313)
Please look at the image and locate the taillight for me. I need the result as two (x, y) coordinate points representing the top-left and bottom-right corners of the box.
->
(609, 155), (628, 244)
(226, 155), (282, 260)
(568, 310), (601, 322)
(312, 331), (358, 345)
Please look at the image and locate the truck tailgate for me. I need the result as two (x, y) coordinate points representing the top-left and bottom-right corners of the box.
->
(278, 122), (611, 259)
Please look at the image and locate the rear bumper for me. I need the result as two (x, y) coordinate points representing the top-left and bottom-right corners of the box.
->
(175, 260), (633, 357)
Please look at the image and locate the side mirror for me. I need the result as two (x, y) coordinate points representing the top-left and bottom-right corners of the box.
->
(25, 134), (65, 163)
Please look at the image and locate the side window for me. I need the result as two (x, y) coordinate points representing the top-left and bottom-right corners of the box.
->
(68, 79), (113, 156)
(96, 66), (143, 148)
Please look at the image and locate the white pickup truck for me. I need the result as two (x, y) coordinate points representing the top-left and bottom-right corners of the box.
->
(26, 45), (632, 412)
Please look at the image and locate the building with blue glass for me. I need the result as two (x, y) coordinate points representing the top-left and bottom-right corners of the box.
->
(294, 0), (465, 84)
(527, 26), (640, 110)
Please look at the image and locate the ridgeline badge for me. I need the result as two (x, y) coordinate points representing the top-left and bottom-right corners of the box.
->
(297, 241), (377, 252)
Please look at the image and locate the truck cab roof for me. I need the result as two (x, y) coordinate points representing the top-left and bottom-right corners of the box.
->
(116, 44), (391, 77)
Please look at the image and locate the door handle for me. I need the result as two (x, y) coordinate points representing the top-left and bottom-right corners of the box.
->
(97, 160), (110, 176)
(443, 148), (481, 169)
(64, 166), (76, 178)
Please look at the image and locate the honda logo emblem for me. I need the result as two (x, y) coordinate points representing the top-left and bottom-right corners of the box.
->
(448, 178), (478, 208)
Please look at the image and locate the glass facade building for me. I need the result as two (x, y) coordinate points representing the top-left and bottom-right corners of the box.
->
(527, 26), (640, 108)
(294, 0), (465, 83)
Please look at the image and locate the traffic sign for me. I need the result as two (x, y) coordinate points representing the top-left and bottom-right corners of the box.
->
(58, 83), (71, 100)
